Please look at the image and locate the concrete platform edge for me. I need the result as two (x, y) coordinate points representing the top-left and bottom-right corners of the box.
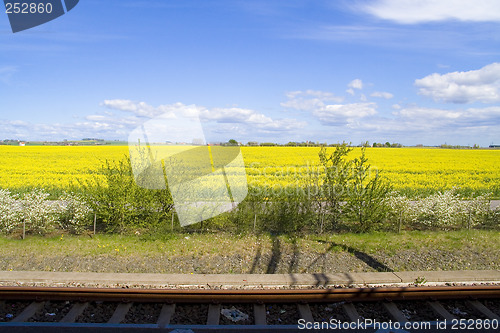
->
(0, 270), (499, 288)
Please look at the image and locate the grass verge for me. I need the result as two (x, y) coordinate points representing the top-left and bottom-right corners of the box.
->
(0, 230), (498, 274)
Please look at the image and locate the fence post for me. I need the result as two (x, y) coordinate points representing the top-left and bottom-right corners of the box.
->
(254, 214), (257, 233)
(171, 212), (174, 232)
(398, 211), (403, 233)
(93, 214), (96, 235)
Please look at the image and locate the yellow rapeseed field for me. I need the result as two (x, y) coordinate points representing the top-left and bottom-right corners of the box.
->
(242, 147), (500, 196)
(0, 145), (498, 196)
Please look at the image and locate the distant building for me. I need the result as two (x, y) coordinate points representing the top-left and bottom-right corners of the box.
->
(489, 144), (500, 148)
(19, 142), (25, 146)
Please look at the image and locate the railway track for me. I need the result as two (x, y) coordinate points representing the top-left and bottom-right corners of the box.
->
(0, 285), (499, 332)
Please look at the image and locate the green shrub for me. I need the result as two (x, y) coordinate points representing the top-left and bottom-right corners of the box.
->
(317, 145), (392, 232)
(78, 156), (174, 233)
(344, 148), (392, 232)
(317, 143), (352, 230)
(255, 186), (314, 234)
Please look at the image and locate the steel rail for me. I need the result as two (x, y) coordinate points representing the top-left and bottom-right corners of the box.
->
(0, 285), (498, 303)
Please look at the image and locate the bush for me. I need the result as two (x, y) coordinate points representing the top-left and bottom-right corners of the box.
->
(344, 148), (392, 232)
(406, 189), (490, 230)
(483, 207), (500, 229)
(258, 188), (315, 234)
(459, 194), (491, 229)
(57, 192), (93, 234)
(385, 191), (413, 232)
(317, 143), (352, 230)
(317, 145), (391, 232)
(0, 189), (20, 234)
(19, 189), (58, 235)
(79, 156), (174, 233)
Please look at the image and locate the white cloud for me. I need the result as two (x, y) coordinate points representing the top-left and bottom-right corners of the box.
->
(285, 90), (343, 101)
(102, 99), (158, 117)
(0, 119), (132, 141)
(348, 79), (363, 89)
(1, 99), (306, 141)
(346, 79), (363, 96)
(259, 118), (308, 132)
(393, 105), (500, 128)
(358, 0), (500, 24)
(415, 63), (500, 103)
(103, 100), (304, 133)
(101, 99), (190, 118)
(371, 91), (394, 99)
(85, 115), (108, 121)
(325, 104), (500, 145)
(315, 102), (377, 125)
(202, 107), (306, 131)
(282, 90), (376, 126)
(281, 90), (344, 110)
(395, 107), (462, 121)
(200, 107), (265, 123)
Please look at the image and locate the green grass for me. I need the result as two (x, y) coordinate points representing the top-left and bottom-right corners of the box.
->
(302, 229), (500, 253)
(0, 229), (498, 260)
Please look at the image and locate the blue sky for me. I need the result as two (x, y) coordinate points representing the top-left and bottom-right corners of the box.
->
(1, 0), (500, 146)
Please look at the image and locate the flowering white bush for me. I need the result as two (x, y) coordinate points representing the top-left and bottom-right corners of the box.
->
(459, 194), (491, 229)
(0, 189), (20, 234)
(400, 189), (490, 230)
(20, 189), (58, 235)
(384, 191), (414, 232)
(413, 190), (463, 228)
(57, 192), (92, 234)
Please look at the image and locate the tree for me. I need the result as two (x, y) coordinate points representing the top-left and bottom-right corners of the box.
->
(228, 139), (238, 145)
(344, 148), (392, 232)
(317, 143), (352, 231)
